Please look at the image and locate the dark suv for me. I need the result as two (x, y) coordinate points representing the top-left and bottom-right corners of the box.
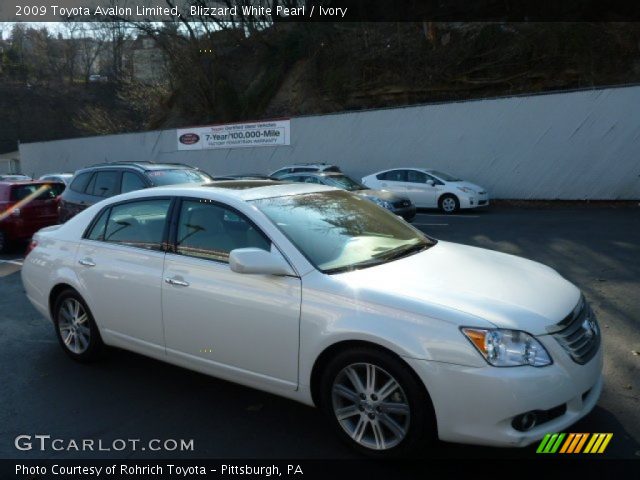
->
(59, 162), (212, 222)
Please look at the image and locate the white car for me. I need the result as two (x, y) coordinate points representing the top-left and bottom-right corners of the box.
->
(21, 181), (602, 456)
(362, 168), (489, 213)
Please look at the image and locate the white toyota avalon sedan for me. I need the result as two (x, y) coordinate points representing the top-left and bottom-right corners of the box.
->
(21, 181), (602, 456)
(362, 168), (489, 213)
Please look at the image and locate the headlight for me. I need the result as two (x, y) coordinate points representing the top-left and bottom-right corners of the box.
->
(457, 187), (474, 194)
(461, 328), (552, 367)
(369, 197), (393, 210)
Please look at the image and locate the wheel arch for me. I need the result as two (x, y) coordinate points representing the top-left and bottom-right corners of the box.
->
(48, 283), (79, 319)
(309, 339), (435, 416)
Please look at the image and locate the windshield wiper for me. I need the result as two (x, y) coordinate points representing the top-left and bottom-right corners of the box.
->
(374, 242), (429, 262)
(323, 243), (429, 274)
(323, 257), (391, 274)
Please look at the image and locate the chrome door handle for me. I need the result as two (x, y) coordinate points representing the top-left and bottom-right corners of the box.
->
(78, 259), (96, 267)
(165, 277), (190, 287)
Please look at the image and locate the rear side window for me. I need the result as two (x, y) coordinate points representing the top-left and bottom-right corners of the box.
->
(70, 172), (92, 193)
(292, 167), (315, 173)
(324, 166), (341, 173)
(10, 183), (64, 201)
(88, 171), (120, 197)
(121, 172), (147, 193)
(101, 199), (171, 250)
(378, 170), (407, 182)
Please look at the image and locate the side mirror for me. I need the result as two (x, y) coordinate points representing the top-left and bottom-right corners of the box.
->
(426, 179), (435, 186)
(229, 248), (296, 276)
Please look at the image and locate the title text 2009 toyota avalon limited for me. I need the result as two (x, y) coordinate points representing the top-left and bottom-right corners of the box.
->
(21, 181), (602, 456)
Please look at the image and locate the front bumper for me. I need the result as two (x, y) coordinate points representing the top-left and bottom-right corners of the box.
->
(404, 337), (603, 447)
(460, 193), (490, 209)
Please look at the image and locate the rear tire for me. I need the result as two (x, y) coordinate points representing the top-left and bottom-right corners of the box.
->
(438, 194), (459, 214)
(319, 346), (436, 457)
(53, 289), (104, 362)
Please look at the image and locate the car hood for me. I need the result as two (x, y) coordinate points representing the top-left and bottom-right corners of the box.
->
(333, 241), (579, 335)
(450, 181), (485, 193)
(356, 189), (408, 202)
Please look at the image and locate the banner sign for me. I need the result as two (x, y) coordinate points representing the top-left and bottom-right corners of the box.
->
(177, 120), (290, 150)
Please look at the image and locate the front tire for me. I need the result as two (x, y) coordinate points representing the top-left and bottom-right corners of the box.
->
(438, 194), (459, 214)
(319, 347), (436, 457)
(53, 289), (104, 362)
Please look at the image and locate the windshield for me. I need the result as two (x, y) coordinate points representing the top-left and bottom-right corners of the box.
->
(252, 190), (435, 273)
(324, 174), (366, 191)
(426, 170), (461, 182)
(147, 169), (211, 186)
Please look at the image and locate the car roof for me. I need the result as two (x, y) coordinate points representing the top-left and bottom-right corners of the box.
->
(274, 163), (337, 169)
(116, 180), (337, 202)
(282, 171), (343, 177)
(77, 162), (200, 173)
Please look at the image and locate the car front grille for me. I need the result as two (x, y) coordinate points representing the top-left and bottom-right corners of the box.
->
(552, 297), (600, 365)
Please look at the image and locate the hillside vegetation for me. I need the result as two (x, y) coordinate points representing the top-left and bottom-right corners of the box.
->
(1, 22), (639, 151)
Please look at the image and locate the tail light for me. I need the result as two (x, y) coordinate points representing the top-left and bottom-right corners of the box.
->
(26, 239), (38, 256)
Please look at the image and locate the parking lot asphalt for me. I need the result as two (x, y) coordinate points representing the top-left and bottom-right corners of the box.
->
(1, 206), (639, 459)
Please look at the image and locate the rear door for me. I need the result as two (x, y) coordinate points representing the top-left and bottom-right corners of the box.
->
(376, 169), (409, 196)
(75, 197), (172, 356)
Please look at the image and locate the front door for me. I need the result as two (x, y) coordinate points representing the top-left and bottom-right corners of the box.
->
(161, 198), (302, 391)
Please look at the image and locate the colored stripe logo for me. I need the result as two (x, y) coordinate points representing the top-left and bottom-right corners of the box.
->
(536, 433), (613, 454)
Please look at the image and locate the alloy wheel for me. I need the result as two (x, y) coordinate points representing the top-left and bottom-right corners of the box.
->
(57, 298), (91, 354)
(331, 362), (411, 450)
(441, 197), (457, 213)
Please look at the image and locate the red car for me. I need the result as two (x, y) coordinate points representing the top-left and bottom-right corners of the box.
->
(0, 180), (65, 253)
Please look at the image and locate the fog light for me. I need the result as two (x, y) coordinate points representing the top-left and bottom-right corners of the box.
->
(512, 412), (537, 431)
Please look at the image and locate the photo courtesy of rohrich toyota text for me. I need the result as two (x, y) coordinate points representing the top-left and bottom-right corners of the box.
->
(0, 0), (639, 479)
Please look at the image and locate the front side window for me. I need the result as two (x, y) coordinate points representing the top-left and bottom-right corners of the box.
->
(302, 176), (322, 184)
(88, 171), (120, 197)
(101, 199), (171, 250)
(175, 199), (270, 262)
(252, 190), (435, 273)
(426, 170), (461, 182)
(121, 172), (147, 193)
(407, 170), (427, 183)
(325, 175), (365, 191)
